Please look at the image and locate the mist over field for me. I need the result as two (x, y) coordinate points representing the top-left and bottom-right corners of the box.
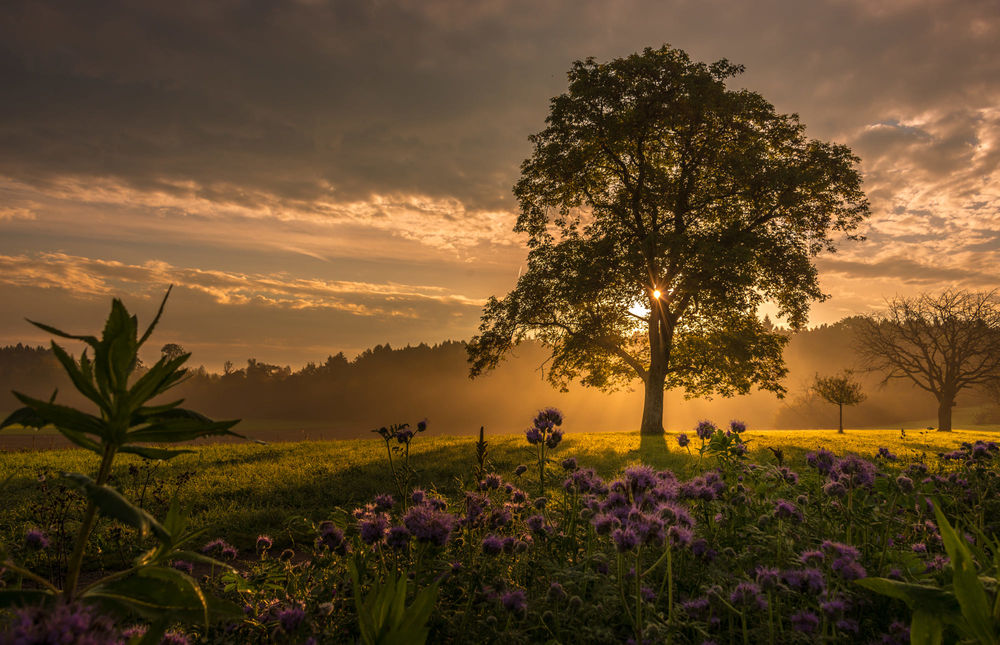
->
(4, 317), (998, 442)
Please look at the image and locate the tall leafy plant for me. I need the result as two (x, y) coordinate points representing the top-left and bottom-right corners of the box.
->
(0, 288), (246, 640)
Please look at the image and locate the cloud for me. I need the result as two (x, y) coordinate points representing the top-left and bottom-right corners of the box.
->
(0, 252), (485, 316)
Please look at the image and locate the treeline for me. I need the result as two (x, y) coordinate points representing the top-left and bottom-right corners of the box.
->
(2, 319), (997, 439)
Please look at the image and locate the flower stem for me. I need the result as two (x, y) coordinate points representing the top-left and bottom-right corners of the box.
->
(65, 444), (116, 601)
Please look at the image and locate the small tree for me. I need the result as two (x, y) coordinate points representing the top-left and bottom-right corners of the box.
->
(856, 290), (1000, 432)
(812, 371), (866, 433)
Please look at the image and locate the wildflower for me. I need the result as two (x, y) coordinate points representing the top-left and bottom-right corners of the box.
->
(410, 488), (426, 504)
(806, 448), (836, 475)
(201, 538), (230, 554)
(501, 589), (527, 614)
(790, 610), (820, 633)
(547, 582), (567, 601)
(822, 480), (846, 497)
(277, 605), (306, 632)
(896, 475), (914, 493)
(612, 527), (640, 552)
(730, 420), (747, 433)
(24, 529), (49, 550)
(911, 542), (927, 553)
(777, 467), (799, 485)
(545, 429), (563, 449)
(830, 455), (876, 488)
(835, 619), (859, 633)
(667, 525), (693, 547)
(161, 632), (190, 645)
(526, 515), (547, 534)
(695, 420), (716, 440)
(1, 602), (125, 644)
(799, 550), (824, 564)
(416, 419), (428, 432)
(403, 504), (456, 547)
(729, 582), (767, 610)
(318, 522), (348, 554)
(515, 464), (528, 476)
(373, 493), (395, 511)
(773, 499), (802, 522)
(755, 566), (781, 589)
(358, 515), (389, 545)
(171, 560), (194, 575)
(832, 559), (867, 581)
(820, 598), (848, 616)
(680, 596), (710, 618)
(256, 535), (273, 552)
(677, 433), (690, 448)
(482, 473), (503, 490)
(877, 447), (897, 461)
(482, 535), (504, 555)
(385, 525), (411, 550)
(221, 545), (238, 560)
(640, 587), (656, 602)
(624, 465), (657, 494)
(781, 568), (826, 594)
(561, 457), (577, 471)
(820, 541), (860, 561)
(533, 497), (547, 509)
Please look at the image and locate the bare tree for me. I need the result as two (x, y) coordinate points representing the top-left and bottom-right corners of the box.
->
(812, 371), (866, 433)
(856, 290), (1000, 431)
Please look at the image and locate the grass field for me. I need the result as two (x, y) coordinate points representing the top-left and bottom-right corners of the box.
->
(1, 427), (994, 551)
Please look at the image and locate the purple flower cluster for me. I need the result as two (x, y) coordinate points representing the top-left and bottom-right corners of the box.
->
(0, 602), (126, 645)
(276, 604), (306, 632)
(403, 501), (457, 547)
(201, 538), (238, 560)
(317, 521), (349, 555)
(24, 528), (49, 550)
(695, 420), (717, 440)
(525, 407), (564, 448)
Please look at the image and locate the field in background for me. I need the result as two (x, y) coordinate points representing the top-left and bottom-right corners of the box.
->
(1, 428), (995, 553)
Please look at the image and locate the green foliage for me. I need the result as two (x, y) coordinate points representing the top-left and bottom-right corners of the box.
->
(857, 500), (999, 644)
(350, 563), (439, 645)
(0, 288), (244, 639)
(469, 44), (869, 434)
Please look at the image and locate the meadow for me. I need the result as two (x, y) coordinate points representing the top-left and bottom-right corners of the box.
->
(3, 423), (999, 644)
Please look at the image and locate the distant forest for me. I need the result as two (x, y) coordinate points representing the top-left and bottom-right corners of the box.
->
(3, 317), (998, 439)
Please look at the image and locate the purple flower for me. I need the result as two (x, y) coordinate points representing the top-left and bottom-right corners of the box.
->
(830, 455), (876, 488)
(677, 433), (690, 448)
(201, 538), (230, 554)
(896, 475), (914, 493)
(24, 528), (49, 550)
(171, 560), (194, 575)
(612, 527), (640, 552)
(730, 420), (747, 433)
(624, 465), (657, 494)
(386, 525), (411, 550)
(820, 541), (860, 561)
(773, 499), (802, 522)
(514, 464), (528, 476)
(790, 610), (820, 633)
(373, 493), (395, 511)
(501, 589), (527, 613)
(755, 566), (781, 589)
(695, 421), (716, 440)
(561, 457), (577, 471)
(526, 515), (547, 534)
(359, 514), (390, 545)
(221, 546), (238, 560)
(547, 582), (567, 601)
(680, 596), (711, 618)
(806, 448), (837, 475)
(729, 582), (767, 610)
(833, 559), (867, 581)
(667, 525), (693, 548)
(640, 587), (656, 602)
(820, 598), (848, 616)
(277, 605), (306, 632)
(256, 535), (273, 551)
(545, 429), (563, 449)
(799, 550), (824, 564)
(877, 447), (898, 461)
(161, 632), (190, 645)
(482, 535), (504, 555)
(782, 568), (826, 594)
(318, 521), (348, 554)
(822, 480), (847, 497)
(403, 504), (456, 547)
(1, 602), (125, 644)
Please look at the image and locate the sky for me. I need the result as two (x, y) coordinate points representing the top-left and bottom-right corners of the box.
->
(1, 0), (999, 370)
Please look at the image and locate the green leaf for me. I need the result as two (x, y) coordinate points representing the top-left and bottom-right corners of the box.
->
(0, 406), (48, 431)
(137, 566), (209, 626)
(933, 500), (997, 644)
(126, 417), (243, 444)
(911, 610), (945, 645)
(49, 342), (107, 413)
(138, 287), (172, 348)
(10, 391), (107, 438)
(85, 571), (239, 625)
(62, 473), (169, 542)
(55, 427), (104, 455)
(855, 578), (961, 615)
(26, 318), (99, 348)
(127, 355), (189, 411)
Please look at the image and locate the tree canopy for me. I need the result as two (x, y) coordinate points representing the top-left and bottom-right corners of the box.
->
(469, 45), (869, 435)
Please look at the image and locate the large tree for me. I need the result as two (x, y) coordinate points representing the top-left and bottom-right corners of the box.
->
(468, 46), (868, 435)
(856, 290), (1000, 432)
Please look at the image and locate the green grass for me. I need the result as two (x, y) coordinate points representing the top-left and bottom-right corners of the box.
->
(1, 428), (995, 551)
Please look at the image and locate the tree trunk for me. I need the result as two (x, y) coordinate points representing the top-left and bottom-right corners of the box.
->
(640, 369), (666, 435)
(838, 403), (844, 434)
(937, 396), (954, 432)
